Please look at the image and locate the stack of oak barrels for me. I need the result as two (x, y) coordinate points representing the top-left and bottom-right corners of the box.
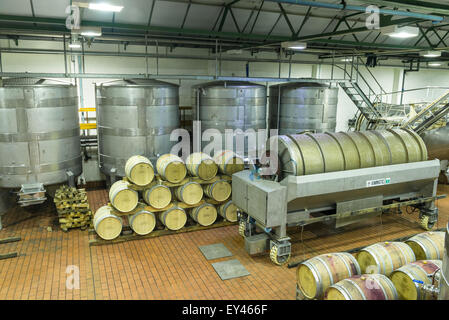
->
(93, 150), (244, 240)
(296, 231), (445, 300)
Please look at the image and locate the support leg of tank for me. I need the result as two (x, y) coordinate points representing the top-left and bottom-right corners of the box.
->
(110, 168), (118, 185)
(66, 170), (75, 188)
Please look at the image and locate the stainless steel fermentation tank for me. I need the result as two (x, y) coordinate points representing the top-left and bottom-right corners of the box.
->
(0, 78), (82, 226)
(96, 79), (180, 180)
(421, 125), (449, 183)
(269, 82), (339, 135)
(192, 81), (267, 158)
(233, 129), (441, 265)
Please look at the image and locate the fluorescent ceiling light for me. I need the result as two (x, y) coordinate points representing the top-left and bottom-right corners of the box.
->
(381, 25), (419, 38)
(341, 58), (353, 62)
(78, 27), (102, 37)
(69, 42), (81, 49)
(420, 50), (442, 58)
(88, 3), (123, 12)
(226, 49), (243, 55)
(428, 62), (442, 67)
(281, 41), (307, 50)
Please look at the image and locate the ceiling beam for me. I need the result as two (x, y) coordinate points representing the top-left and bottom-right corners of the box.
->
(263, 0), (443, 22)
(349, 0), (449, 16)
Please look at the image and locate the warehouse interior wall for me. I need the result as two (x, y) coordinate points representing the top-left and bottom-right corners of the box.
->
(1, 38), (448, 181)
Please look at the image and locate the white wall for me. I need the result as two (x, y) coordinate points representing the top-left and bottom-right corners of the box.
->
(2, 38), (448, 133)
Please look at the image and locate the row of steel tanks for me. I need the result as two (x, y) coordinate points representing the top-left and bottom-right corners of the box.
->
(0, 78), (338, 228)
(1, 77), (448, 229)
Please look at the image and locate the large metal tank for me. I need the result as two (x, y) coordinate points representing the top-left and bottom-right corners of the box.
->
(421, 125), (449, 161)
(192, 81), (267, 158)
(269, 82), (338, 134)
(96, 79), (179, 177)
(0, 78), (81, 188)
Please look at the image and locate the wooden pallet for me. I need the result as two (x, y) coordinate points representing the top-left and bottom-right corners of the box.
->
(88, 217), (237, 246)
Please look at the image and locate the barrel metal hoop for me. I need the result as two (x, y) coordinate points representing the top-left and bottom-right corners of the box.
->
(335, 252), (353, 277)
(301, 261), (322, 299)
(421, 236), (440, 260)
(332, 283), (352, 300)
(395, 242), (415, 265)
(363, 246), (383, 274)
(377, 244), (395, 275)
(410, 238), (431, 260)
(345, 278), (367, 300)
(371, 276), (389, 300)
(315, 256), (334, 287)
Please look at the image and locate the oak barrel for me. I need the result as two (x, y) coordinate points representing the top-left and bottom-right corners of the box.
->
(128, 208), (156, 236)
(93, 206), (123, 240)
(390, 260), (442, 300)
(189, 203), (218, 226)
(203, 180), (232, 202)
(297, 252), (361, 299)
(186, 152), (218, 180)
(357, 241), (416, 276)
(405, 231), (445, 260)
(213, 150), (244, 175)
(156, 154), (187, 183)
(325, 274), (398, 300)
(143, 184), (172, 209)
(124, 155), (155, 186)
(160, 206), (187, 230)
(218, 200), (238, 222)
(175, 181), (203, 205)
(109, 180), (139, 213)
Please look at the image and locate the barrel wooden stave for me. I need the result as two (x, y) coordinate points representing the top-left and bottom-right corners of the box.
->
(109, 180), (139, 213)
(405, 231), (445, 260)
(325, 274), (398, 300)
(390, 260), (442, 300)
(93, 206), (123, 240)
(357, 241), (416, 276)
(297, 252), (361, 299)
(156, 154), (187, 183)
(143, 184), (172, 209)
(125, 155), (155, 186)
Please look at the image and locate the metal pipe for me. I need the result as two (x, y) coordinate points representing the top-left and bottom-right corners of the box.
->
(264, 0), (444, 22)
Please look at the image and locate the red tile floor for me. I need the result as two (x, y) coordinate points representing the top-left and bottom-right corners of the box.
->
(0, 184), (448, 300)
